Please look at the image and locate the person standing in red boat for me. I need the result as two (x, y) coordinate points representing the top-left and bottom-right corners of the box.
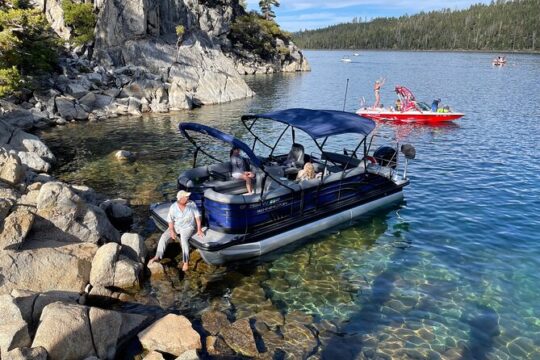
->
(373, 78), (385, 109)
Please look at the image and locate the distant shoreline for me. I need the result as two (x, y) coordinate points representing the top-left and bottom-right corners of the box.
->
(299, 48), (540, 55)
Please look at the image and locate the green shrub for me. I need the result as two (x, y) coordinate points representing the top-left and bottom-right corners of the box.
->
(229, 12), (291, 60)
(0, 66), (21, 97)
(0, 6), (59, 73)
(176, 25), (185, 37)
(62, 0), (96, 46)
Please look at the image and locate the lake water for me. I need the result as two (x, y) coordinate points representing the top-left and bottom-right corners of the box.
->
(40, 51), (540, 359)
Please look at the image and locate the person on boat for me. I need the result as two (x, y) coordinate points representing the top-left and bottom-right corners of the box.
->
(149, 190), (204, 271)
(296, 162), (316, 181)
(431, 99), (441, 112)
(230, 147), (255, 194)
(373, 78), (385, 108)
(394, 98), (402, 111)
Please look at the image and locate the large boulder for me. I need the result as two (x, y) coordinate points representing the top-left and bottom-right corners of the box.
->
(0, 294), (32, 357)
(16, 151), (51, 173)
(120, 233), (146, 263)
(35, 182), (120, 244)
(90, 242), (121, 287)
(31, 302), (127, 360)
(113, 256), (141, 289)
(0, 148), (24, 185)
(138, 314), (201, 356)
(31, 302), (95, 359)
(0, 242), (97, 294)
(55, 96), (89, 121)
(0, 206), (35, 250)
(6, 128), (55, 162)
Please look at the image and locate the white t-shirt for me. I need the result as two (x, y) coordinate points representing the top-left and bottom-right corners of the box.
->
(166, 201), (200, 233)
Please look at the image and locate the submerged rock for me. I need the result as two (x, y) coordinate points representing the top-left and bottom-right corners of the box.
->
(219, 318), (259, 357)
(201, 310), (230, 336)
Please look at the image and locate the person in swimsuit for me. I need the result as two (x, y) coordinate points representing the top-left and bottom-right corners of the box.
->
(373, 78), (385, 109)
(230, 147), (255, 194)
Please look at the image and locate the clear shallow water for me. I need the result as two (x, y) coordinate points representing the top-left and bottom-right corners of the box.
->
(40, 51), (540, 359)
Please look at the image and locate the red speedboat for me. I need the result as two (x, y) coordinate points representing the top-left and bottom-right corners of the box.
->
(357, 86), (464, 123)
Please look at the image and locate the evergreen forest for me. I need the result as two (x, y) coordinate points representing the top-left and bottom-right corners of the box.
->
(293, 0), (540, 51)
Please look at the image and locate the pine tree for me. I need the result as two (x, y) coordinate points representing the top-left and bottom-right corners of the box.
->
(259, 0), (280, 20)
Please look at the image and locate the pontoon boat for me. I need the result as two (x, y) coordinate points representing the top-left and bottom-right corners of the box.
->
(150, 109), (415, 265)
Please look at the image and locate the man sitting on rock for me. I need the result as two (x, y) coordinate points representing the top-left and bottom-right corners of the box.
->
(149, 190), (204, 271)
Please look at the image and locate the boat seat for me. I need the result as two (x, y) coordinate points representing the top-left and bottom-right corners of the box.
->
(283, 143), (305, 168)
(322, 151), (364, 168)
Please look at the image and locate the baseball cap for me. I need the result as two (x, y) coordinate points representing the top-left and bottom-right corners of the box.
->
(176, 190), (191, 199)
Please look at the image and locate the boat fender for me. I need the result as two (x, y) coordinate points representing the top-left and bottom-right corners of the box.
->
(366, 156), (377, 164)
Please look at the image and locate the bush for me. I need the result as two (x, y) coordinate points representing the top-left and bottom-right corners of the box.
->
(0, 66), (21, 97)
(229, 12), (291, 60)
(176, 25), (185, 37)
(62, 0), (96, 46)
(0, 5), (59, 74)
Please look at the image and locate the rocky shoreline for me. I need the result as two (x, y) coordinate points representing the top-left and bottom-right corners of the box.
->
(0, 114), (330, 358)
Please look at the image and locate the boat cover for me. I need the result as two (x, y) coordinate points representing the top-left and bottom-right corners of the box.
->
(242, 108), (375, 139)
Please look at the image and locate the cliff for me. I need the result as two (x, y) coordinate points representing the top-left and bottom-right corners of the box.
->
(26, 0), (309, 112)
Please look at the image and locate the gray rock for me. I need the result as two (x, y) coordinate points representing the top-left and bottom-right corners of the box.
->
(0, 207), (35, 250)
(66, 82), (89, 99)
(113, 256), (142, 289)
(5, 346), (47, 360)
(55, 96), (89, 120)
(114, 150), (135, 161)
(0, 294), (32, 357)
(79, 92), (114, 112)
(89, 306), (123, 359)
(31, 302), (95, 359)
(0, 148), (24, 185)
(8, 129), (55, 162)
(120, 232), (146, 263)
(0, 243), (97, 294)
(17, 151), (51, 173)
(138, 314), (202, 356)
(35, 182), (120, 244)
(90, 242), (121, 287)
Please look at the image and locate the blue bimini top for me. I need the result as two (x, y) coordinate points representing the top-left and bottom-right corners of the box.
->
(179, 122), (263, 168)
(241, 108), (376, 139)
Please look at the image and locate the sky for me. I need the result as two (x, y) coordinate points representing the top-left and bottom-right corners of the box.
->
(246, 0), (494, 32)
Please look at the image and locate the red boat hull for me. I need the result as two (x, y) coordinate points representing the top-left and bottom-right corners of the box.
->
(356, 110), (464, 123)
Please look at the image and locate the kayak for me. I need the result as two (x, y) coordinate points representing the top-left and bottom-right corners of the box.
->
(357, 108), (464, 123)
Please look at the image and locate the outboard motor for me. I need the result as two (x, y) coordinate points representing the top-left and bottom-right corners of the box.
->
(373, 146), (397, 168)
(400, 143), (416, 179)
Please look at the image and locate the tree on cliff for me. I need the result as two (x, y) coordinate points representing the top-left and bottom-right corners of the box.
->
(0, 0), (59, 96)
(259, 0), (279, 20)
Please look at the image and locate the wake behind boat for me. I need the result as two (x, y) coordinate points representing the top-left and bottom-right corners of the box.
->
(150, 109), (416, 265)
(357, 85), (464, 123)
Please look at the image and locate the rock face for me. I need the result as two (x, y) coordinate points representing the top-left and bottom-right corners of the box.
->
(0, 242), (98, 294)
(35, 182), (120, 244)
(138, 314), (201, 356)
(31, 301), (141, 360)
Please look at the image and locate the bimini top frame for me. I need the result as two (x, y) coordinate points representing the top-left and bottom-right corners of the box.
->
(179, 122), (263, 168)
(241, 108), (376, 165)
